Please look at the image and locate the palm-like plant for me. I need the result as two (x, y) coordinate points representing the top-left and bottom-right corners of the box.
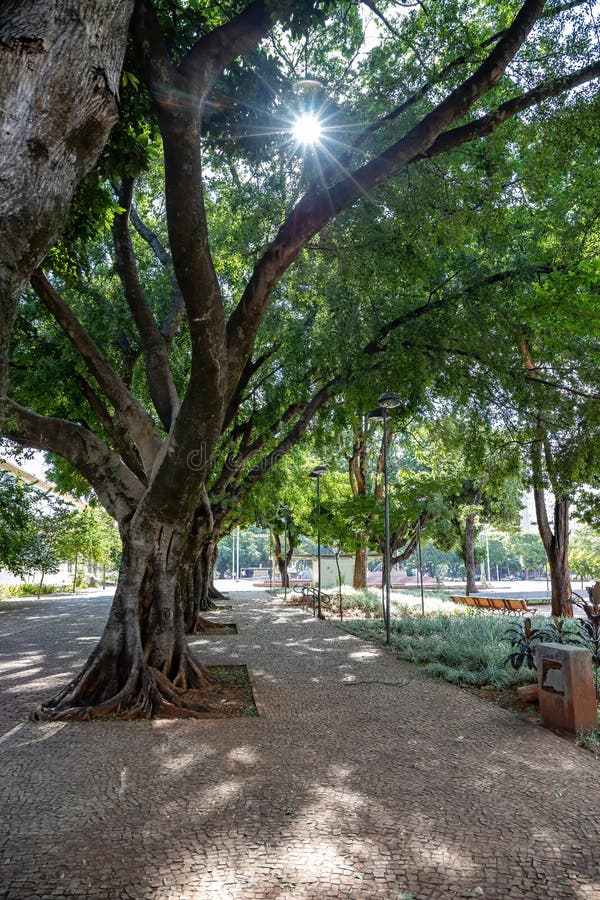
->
(503, 617), (553, 672)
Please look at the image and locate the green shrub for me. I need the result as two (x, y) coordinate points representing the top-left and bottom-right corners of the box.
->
(0, 583), (68, 600)
(340, 611), (542, 688)
(340, 589), (383, 618)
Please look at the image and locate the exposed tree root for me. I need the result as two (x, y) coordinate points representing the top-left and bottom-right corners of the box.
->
(185, 614), (235, 634)
(208, 584), (230, 602)
(31, 651), (245, 721)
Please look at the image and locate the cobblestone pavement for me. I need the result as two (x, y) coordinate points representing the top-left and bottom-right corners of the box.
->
(1, 590), (599, 900)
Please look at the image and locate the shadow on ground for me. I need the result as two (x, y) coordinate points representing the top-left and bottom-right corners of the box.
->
(1, 591), (599, 899)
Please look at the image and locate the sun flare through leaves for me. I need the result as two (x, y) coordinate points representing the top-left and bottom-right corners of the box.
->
(293, 113), (322, 145)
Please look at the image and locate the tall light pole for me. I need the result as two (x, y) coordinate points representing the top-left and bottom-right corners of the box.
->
(371, 392), (402, 646)
(309, 465), (327, 618)
(417, 515), (425, 616)
(280, 506), (289, 602)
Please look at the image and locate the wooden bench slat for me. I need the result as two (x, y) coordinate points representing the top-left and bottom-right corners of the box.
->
(450, 595), (530, 613)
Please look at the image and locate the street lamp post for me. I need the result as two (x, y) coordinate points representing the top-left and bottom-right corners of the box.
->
(417, 516), (425, 616)
(309, 465), (328, 618)
(279, 506), (289, 602)
(370, 392), (403, 645)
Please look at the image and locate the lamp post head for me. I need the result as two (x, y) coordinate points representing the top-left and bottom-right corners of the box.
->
(377, 391), (403, 409)
(309, 465), (328, 479)
(367, 408), (384, 421)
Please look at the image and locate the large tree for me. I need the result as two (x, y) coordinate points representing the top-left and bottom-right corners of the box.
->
(2, 0), (600, 719)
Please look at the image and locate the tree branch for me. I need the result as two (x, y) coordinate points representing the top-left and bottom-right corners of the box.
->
(222, 344), (281, 432)
(129, 203), (186, 344)
(179, 0), (297, 91)
(30, 269), (161, 475)
(225, 0), (548, 396)
(74, 374), (147, 483)
(113, 178), (180, 431)
(230, 379), (339, 507)
(1, 399), (144, 524)
(426, 59), (600, 159)
(364, 265), (556, 355)
(345, 0), (585, 165)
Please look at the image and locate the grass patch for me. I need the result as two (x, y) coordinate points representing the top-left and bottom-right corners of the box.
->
(339, 609), (542, 688)
(206, 664), (258, 717)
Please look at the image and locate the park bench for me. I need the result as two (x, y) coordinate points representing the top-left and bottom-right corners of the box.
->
(451, 595), (531, 614)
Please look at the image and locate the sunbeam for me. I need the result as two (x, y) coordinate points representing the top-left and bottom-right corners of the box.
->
(293, 113), (322, 145)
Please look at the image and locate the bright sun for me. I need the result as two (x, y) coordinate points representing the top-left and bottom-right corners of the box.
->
(293, 113), (322, 145)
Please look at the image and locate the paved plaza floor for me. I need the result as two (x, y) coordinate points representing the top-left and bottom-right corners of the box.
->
(1, 588), (599, 899)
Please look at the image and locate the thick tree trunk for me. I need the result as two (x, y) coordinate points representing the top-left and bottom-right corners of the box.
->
(0, 0), (134, 394)
(353, 544), (368, 589)
(464, 513), (477, 595)
(182, 523), (232, 632)
(184, 538), (221, 633)
(548, 552), (573, 618)
(206, 540), (229, 600)
(276, 555), (290, 588)
(534, 488), (573, 617)
(273, 531), (293, 588)
(33, 519), (226, 720)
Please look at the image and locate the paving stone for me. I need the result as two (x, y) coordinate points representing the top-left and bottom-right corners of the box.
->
(1, 589), (600, 898)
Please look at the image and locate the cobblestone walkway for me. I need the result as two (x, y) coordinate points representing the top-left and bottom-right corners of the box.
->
(1, 590), (599, 899)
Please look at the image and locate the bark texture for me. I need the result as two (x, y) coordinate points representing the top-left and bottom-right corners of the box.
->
(353, 546), (368, 590)
(534, 487), (573, 617)
(0, 0), (134, 394)
(274, 531), (294, 588)
(464, 513), (477, 595)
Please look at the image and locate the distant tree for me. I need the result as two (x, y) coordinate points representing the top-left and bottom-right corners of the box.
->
(55, 505), (116, 592)
(20, 510), (63, 598)
(569, 527), (600, 588)
(510, 532), (547, 578)
(407, 418), (525, 593)
(0, 472), (36, 576)
(0, 472), (69, 595)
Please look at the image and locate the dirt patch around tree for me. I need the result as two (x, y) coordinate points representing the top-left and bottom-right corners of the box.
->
(466, 683), (542, 721)
(201, 665), (258, 718)
(202, 621), (238, 635)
